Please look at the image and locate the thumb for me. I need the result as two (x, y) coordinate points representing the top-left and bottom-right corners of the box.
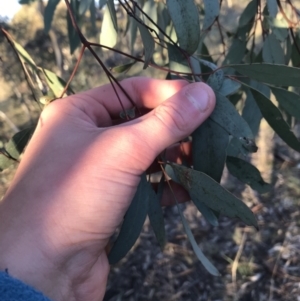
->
(120, 82), (216, 172)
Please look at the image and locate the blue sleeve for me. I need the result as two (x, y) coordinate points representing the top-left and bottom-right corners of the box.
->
(0, 270), (52, 301)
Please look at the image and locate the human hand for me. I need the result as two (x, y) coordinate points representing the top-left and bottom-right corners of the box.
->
(0, 77), (215, 301)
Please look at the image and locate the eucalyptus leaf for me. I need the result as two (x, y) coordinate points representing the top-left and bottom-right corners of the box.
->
(271, 86), (300, 120)
(108, 174), (150, 264)
(267, 0), (278, 17)
(218, 78), (241, 96)
(207, 69), (225, 91)
(110, 61), (136, 74)
(230, 63), (300, 87)
(178, 206), (220, 276)
(67, 0), (81, 54)
(100, 0), (118, 48)
(192, 119), (228, 183)
(239, 81), (300, 152)
(167, 43), (190, 75)
(79, 0), (93, 15)
(223, 39), (247, 65)
(210, 93), (256, 151)
(89, 0), (96, 33)
(242, 88), (262, 137)
(203, 0), (219, 30)
(166, 0), (200, 54)
(148, 178), (166, 250)
(129, 16), (138, 53)
(238, 0), (257, 27)
(169, 163), (258, 228)
(226, 156), (271, 193)
(262, 33), (285, 64)
(44, 0), (61, 33)
(136, 21), (155, 69)
(142, 0), (157, 31)
(0, 126), (36, 171)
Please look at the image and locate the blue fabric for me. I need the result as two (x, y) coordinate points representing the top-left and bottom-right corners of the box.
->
(0, 271), (52, 301)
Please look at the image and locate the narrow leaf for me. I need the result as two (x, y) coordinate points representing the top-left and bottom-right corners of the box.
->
(110, 61), (136, 74)
(79, 0), (93, 15)
(226, 156), (271, 193)
(210, 93), (256, 152)
(267, 0), (278, 17)
(148, 178), (166, 250)
(203, 0), (219, 30)
(178, 206), (220, 276)
(262, 33), (285, 64)
(100, 0), (118, 48)
(192, 119), (228, 183)
(207, 69), (224, 91)
(44, 0), (61, 33)
(239, 81), (300, 152)
(108, 174), (150, 264)
(169, 163), (258, 228)
(242, 88), (262, 137)
(230, 63), (300, 87)
(271, 86), (300, 120)
(41, 68), (74, 98)
(0, 126), (36, 171)
(218, 78), (241, 96)
(67, 0), (81, 54)
(136, 22), (155, 69)
(223, 39), (247, 65)
(238, 0), (257, 27)
(166, 0), (200, 54)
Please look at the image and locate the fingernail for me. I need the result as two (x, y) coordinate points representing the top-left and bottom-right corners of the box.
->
(185, 85), (210, 112)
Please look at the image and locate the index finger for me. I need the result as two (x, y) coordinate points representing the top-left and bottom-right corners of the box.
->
(78, 77), (189, 118)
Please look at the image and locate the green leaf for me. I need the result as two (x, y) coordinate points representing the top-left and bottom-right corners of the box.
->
(177, 204), (220, 276)
(142, 0), (157, 31)
(291, 35), (300, 67)
(262, 33), (285, 64)
(79, 0), (93, 15)
(110, 61), (136, 74)
(230, 63), (300, 87)
(207, 69), (224, 91)
(238, 0), (257, 27)
(166, 0), (200, 54)
(41, 68), (74, 99)
(271, 86), (300, 120)
(285, 36), (292, 65)
(44, 0), (61, 33)
(226, 156), (271, 193)
(99, 0), (107, 9)
(100, 0), (118, 48)
(192, 201), (219, 227)
(218, 78), (241, 96)
(223, 39), (247, 65)
(148, 178), (166, 250)
(167, 43), (190, 75)
(267, 0), (278, 18)
(136, 21), (155, 69)
(192, 119), (228, 183)
(67, 0), (81, 54)
(169, 163), (258, 228)
(239, 81), (300, 152)
(0, 126), (36, 171)
(203, 0), (219, 30)
(108, 174), (150, 264)
(210, 93), (256, 151)
(242, 88), (262, 137)
(157, 2), (170, 41)
(129, 16), (138, 53)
